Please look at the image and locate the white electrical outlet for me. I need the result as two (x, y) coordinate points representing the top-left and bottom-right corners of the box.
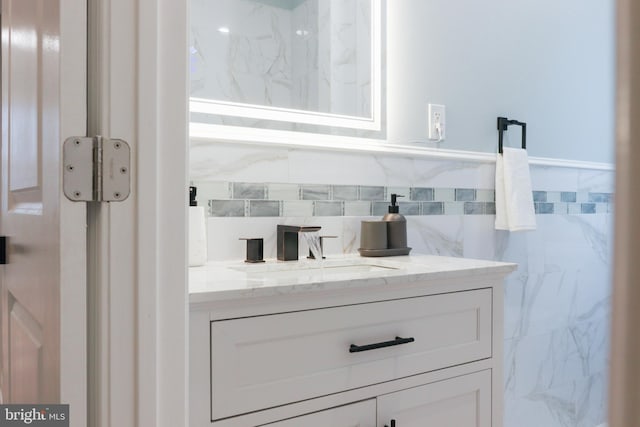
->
(428, 104), (446, 141)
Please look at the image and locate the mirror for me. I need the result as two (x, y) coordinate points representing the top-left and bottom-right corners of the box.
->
(189, 0), (383, 134)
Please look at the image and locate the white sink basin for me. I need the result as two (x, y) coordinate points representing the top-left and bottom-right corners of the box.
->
(229, 259), (401, 282)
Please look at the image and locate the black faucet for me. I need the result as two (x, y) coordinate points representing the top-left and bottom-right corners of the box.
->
(277, 225), (322, 261)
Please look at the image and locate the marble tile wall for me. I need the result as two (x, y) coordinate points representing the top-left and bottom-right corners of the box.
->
(190, 0), (370, 116)
(191, 141), (612, 427)
(318, 0), (372, 116)
(190, 0), (293, 107)
(292, 0), (319, 112)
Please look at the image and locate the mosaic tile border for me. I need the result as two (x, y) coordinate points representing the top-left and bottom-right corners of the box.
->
(194, 182), (614, 218)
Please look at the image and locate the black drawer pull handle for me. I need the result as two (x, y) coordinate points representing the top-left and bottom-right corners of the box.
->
(349, 336), (415, 353)
(384, 420), (397, 427)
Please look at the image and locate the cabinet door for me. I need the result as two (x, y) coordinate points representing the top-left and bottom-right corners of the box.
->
(377, 370), (491, 427)
(262, 399), (376, 427)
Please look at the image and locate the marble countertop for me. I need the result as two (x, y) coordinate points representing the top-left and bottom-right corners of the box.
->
(189, 254), (517, 304)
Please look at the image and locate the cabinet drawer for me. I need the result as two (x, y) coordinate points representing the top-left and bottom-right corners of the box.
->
(210, 289), (492, 420)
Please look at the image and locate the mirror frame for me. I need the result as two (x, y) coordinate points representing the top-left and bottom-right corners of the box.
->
(189, 0), (382, 132)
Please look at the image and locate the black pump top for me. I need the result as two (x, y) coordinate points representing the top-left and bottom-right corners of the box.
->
(388, 193), (404, 213)
(189, 186), (197, 207)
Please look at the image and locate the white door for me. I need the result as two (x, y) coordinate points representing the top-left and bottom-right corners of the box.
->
(0, 0), (86, 420)
(0, 0), (188, 425)
(377, 370), (492, 427)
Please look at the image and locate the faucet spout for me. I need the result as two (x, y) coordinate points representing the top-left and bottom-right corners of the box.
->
(278, 225), (321, 233)
(277, 225), (321, 261)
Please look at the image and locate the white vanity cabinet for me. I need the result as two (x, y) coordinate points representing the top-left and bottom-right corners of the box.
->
(262, 399), (376, 427)
(263, 370), (490, 427)
(377, 370), (492, 427)
(189, 255), (515, 427)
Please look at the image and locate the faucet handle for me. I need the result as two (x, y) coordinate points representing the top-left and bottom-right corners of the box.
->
(239, 238), (265, 263)
(298, 226), (322, 232)
(307, 235), (338, 260)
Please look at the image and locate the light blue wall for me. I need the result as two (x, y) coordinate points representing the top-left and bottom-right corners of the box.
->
(386, 0), (615, 163)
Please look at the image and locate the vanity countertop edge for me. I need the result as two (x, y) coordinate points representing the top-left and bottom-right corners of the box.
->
(189, 254), (517, 306)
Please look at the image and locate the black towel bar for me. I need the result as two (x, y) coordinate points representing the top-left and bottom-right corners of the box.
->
(497, 117), (526, 154)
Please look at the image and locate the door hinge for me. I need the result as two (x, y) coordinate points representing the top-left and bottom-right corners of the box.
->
(63, 136), (131, 202)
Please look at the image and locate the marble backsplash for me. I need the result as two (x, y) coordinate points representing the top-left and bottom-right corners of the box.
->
(191, 141), (613, 427)
(195, 181), (612, 218)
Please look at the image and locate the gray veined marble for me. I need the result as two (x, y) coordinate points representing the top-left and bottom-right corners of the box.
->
(504, 318), (608, 400)
(578, 169), (615, 194)
(497, 212), (610, 427)
(189, 143), (289, 182)
(562, 215), (611, 265)
(190, 0), (372, 117)
(408, 216), (463, 257)
(502, 215), (611, 339)
(504, 370), (607, 427)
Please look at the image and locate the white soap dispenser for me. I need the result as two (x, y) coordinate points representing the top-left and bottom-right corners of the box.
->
(189, 186), (208, 266)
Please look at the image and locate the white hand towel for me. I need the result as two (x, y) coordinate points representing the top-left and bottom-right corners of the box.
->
(495, 147), (536, 231)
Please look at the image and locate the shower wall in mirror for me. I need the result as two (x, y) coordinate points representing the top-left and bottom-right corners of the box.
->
(190, 0), (384, 137)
